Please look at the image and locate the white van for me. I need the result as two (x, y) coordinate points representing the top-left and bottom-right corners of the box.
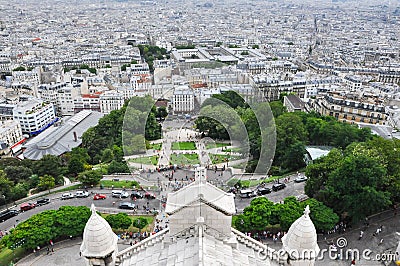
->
(239, 189), (256, 198)
(75, 190), (89, 198)
(112, 190), (129, 198)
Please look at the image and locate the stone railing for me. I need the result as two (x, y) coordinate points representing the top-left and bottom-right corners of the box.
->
(115, 228), (169, 265)
(231, 227), (285, 263)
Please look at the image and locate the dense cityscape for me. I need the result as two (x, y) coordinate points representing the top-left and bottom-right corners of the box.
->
(0, 0), (400, 265)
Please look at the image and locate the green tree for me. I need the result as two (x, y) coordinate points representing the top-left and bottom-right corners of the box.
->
(275, 112), (308, 165)
(101, 148), (114, 163)
(1, 206), (90, 250)
(78, 170), (102, 186)
(13, 66), (26, 71)
(105, 213), (132, 229)
(34, 155), (63, 185)
(305, 148), (343, 198)
(53, 206), (91, 237)
(68, 157), (85, 176)
(318, 154), (391, 222)
(11, 183), (29, 201)
(242, 197), (275, 231)
(234, 214), (252, 232)
(269, 101), (287, 118)
(133, 217), (148, 232)
(0, 170), (13, 203)
(107, 160), (130, 174)
(4, 166), (33, 184)
(211, 91), (248, 109)
(302, 198), (339, 232)
(281, 141), (306, 171)
(37, 175), (55, 192)
(156, 106), (168, 119)
(70, 147), (90, 163)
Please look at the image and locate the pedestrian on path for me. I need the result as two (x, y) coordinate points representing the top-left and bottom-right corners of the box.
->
(351, 259), (356, 265)
(358, 231), (364, 240)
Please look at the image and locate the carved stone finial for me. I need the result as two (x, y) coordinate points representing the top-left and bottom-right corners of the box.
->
(304, 205), (310, 217)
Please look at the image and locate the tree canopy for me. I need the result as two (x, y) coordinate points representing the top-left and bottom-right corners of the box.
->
(234, 196), (338, 232)
(305, 138), (399, 222)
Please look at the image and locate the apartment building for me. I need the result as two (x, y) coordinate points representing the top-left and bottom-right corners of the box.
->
(309, 91), (387, 125)
(172, 86), (195, 113)
(0, 120), (23, 149)
(12, 98), (57, 134)
(99, 91), (124, 114)
(74, 93), (101, 113)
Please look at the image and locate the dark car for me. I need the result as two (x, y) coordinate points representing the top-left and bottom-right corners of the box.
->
(36, 198), (50, 206)
(119, 202), (135, 210)
(0, 209), (18, 222)
(272, 183), (286, 192)
(20, 203), (36, 211)
(257, 187), (272, 195)
(144, 192), (156, 199)
(131, 191), (143, 199)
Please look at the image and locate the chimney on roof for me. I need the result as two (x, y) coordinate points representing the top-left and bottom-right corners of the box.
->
(73, 131), (77, 142)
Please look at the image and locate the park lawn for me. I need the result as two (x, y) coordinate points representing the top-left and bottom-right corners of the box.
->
(100, 214), (155, 233)
(148, 143), (162, 150)
(209, 154), (243, 164)
(0, 247), (27, 266)
(128, 155), (159, 166)
(227, 176), (282, 188)
(170, 153), (200, 165)
(231, 162), (248, 169)
(100, 180), (140, 189)
(205, 142), (231, 149)
(224, 147), (243, 153)
(171, 141), (196, 150)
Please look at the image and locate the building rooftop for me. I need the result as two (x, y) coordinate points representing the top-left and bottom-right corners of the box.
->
(23, 110), (103, 160)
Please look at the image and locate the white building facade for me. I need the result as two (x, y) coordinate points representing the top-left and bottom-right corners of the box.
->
(12, 98), (56, 134)
(172, 86), (195, 113)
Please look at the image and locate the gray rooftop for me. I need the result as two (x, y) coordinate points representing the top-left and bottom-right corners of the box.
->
(23, 110), (103, 160)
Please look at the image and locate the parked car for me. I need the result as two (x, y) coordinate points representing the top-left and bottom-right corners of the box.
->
(131, 191), (144, 199)
(75, 190), (89, 198)
(227, 187), (237, 194)
(0, 209), (18, 222)
(294, 175), (308, 183)
(112, 190), (129, 198)
(119, 202), (135, 210)
(272, 183), (286, 192)
(36, 198), (50, 206)
(93, 194), (107, 200)
(257, 187), (272, 195)
(144, 192), (156, 199)
(239, 189), (257, 198)
(20, 202), (36, 211)
(61, 192), (74, 200)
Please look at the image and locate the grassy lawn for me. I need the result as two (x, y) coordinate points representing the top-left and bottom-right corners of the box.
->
(128, 155), (159, 166)
(148, 143), (162, 150)
(231, 162), (248, 169)
(205, 142), (230, 149)
(100, 180), (140, 189)
(227, 176), (282, 188)
(209, 154), (243, 164)
(170, 153), (200, 165)
(224, 147), (243, 153)
(0, 247), (27, 266)
(100, 214), (155, 233)
(171, 141), (196, 150)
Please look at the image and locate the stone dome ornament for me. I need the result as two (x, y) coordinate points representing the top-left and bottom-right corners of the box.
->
(80, 204), (119, 266)
(281, 205), (320, 266)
